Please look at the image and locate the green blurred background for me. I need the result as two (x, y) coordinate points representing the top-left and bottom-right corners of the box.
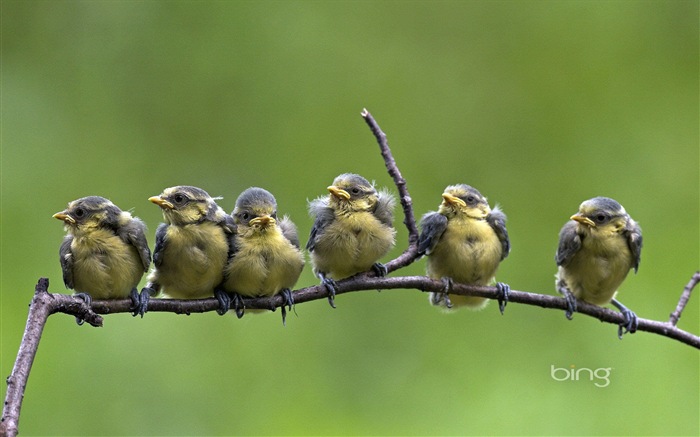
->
(2, 1), (698, 435)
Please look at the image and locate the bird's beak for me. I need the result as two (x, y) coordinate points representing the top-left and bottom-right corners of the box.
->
(249, 215), (276, 228)
(149, 196), (173, 209)
(328, 186), (351, 201)
(441, 193), (466, 208)
(52, 212), (75, 224)
(571, 214), (596, 227)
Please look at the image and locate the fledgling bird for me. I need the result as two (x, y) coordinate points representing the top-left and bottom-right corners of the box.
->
(145, 186), (235, 315)
(555, 196), (642, 338)
(418, 184), (511, 313)
(223, 187), (304, 323)
(53, 196), (151, 323)
(307, 173), (396, 307)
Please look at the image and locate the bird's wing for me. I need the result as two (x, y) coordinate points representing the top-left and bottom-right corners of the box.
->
(152, 223), (169, 267)
(118, 218), (152, 272)
(59, 235), (74, 289)
(487, 206), (510, 260)
(625, 218), (643, 273)
(306, 199), (335, 252)
(555, 220), (582, 267)
(417, 212), (448, 256)
(372, 189), (396, 227)
(279, 216), (301, 249)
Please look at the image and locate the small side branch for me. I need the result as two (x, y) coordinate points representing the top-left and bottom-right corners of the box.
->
(361, 109), (420, 273)
(669, 271), (700, 326)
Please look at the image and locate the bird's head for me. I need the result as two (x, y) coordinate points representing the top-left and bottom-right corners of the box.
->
(53, 196), (123, 235)
(570, 196), (629, 237)
(327, 173), (378, 213)
(438, 184), (491, 219)
(149, 186), (224, 226)
(232, 187), (279, 234)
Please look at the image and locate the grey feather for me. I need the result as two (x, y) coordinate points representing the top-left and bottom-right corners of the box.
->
(625, 218), (643, 272)
(417, 212), (448, 256)
(306, 197), (335, 252)
(555, 220), (582, 267)
(117, 218), (151, 272)
(487, 206), (510, 260)
(59, 236), (74, 289)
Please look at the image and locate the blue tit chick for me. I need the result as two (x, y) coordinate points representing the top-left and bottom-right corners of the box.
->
(307, 173), (396, 307)
(53, 196), (151, 323)
(555, 196), (642, 338)
(145, 186), (235, 315)
(418, 184), (511, 313)
(223, 187), (304, 323)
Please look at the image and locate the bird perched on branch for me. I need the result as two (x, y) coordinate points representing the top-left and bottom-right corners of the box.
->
(53, 196), (151, 323)
(307, 173), (396, 307)
(223, 187), (304, 323)
(418, 184), (511, 313)
(145, 186), (235, 315)
(555, 196), (642, 338)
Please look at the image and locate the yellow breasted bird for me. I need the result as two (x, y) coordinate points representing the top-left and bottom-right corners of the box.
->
(307, 173), (396, 307)
(53, 196), (151, 322)
(145, 186), (235, 315)
(555, 196), (642, 338)
(418, 184), (511, 313)
(223, 187), (304, 323)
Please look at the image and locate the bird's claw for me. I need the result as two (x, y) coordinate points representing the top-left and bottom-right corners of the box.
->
(319, 274), (337, 308)
(496, 282), (510, 315)
(230, 292), (245, 319)
(438, 277), (453, 309)
(371, 262), (388, 277)
(279, 288), (294, 326)
(612, 299), (638, 339)
(74, 292), (92, 326)
(214, 288), (231, 316)
(557, 282), (577, 320)
(130, 287), (153, 318)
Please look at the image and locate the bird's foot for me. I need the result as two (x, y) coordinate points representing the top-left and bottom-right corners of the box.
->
(437, 277), (454, 309)
(557, 282), (577, 320)
(279, 288), (295, 326)
(371, 262), (388, 277)
(496, 282), (511, 315)
(130, 287), (154, 318)
(230, 292), (245, 319)
(611, 299), (638, 339)
(214, 288), (231, 316)
(319, 273), (337, 309)
(73, 292), (92, 326)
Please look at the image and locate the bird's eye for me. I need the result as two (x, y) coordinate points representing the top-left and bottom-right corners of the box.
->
(466, 196), (475, 204)
(74, 208), (85, 218)
(173, 194), (186, 204)
(241, 212), (250, 221)
(350, 187), (361, 195)
(595, 214), (607, 223)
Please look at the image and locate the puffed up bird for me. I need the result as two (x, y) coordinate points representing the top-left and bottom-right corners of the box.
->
(145, 186), (235, 315)
(418, 184), (511, 313)
(555, 196), (642, 338)
(223, 187), (304, 323)
(307, 173), (396, 307)
(53, 196), (151, 323)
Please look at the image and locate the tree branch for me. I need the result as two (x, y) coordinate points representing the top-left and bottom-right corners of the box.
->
(669, 271), (700, 326)
(2, 110), (698, 437)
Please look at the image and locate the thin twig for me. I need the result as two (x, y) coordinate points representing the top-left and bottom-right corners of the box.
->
(1, 279), (103, 437)
(669, 271), (700, 326)
(361, 108), (420, 272)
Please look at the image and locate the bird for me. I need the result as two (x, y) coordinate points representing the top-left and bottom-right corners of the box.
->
(555, 196), (642, 338)
(223, 187), (304, 323)
(144, 185), (235, 315)
(307, 173), (396, 307)
(53, 196), (151, 323)
(417, 184), (511, 313)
